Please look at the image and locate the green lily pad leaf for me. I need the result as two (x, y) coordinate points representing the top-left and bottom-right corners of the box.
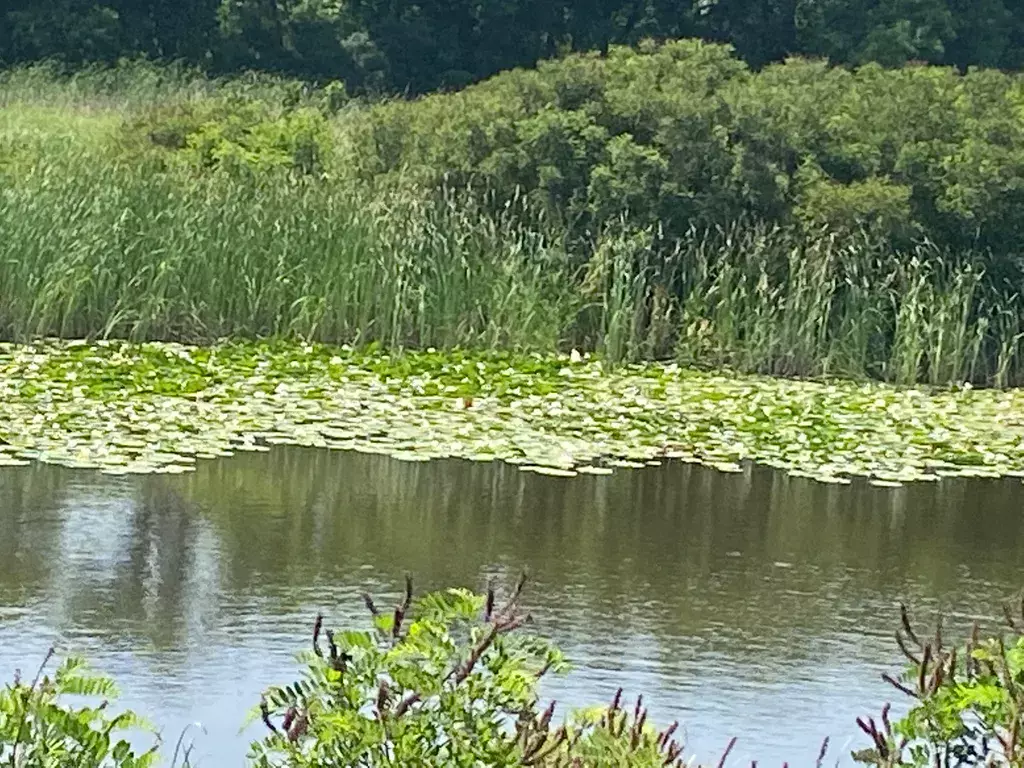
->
(813, 475), (852, 485)
(519, 465), (578, 478)
(577, 466), (614, 476)
(389, 451), (432, 462)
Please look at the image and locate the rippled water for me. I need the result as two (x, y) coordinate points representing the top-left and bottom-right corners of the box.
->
(2, 450), (1023, 765)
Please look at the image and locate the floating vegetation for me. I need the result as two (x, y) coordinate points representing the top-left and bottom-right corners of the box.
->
(1, 340), (1024, 484)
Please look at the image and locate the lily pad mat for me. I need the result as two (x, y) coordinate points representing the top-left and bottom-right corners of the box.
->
(0, 339), (1021, 485)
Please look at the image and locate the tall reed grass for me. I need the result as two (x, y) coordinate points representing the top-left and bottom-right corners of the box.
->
(0, 153), (575, 349)
(663, 225), (1022, 386)
(3, 64), (1024, 387)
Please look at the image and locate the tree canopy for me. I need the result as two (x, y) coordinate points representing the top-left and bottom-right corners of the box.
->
(5, 0), (1024, 93)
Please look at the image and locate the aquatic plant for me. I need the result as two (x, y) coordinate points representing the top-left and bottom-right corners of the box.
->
(1, 340), (1024, 484)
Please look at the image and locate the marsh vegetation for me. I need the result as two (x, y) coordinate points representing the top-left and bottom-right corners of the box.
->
(7, 47), (1024, 386)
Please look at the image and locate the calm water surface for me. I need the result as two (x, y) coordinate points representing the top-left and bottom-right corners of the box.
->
(2, 450), (1023, 765)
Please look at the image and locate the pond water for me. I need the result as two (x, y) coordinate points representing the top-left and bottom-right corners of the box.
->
(2, 449), (1023, 766)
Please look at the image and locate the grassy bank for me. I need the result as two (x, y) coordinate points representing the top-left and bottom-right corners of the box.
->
(5, 50), (1024, 385)
(1, 340), (1023, 484)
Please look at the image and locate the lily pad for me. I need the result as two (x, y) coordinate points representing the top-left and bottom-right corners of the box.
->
(518, 466), (578, 478)
(0, 339), (1023, 482)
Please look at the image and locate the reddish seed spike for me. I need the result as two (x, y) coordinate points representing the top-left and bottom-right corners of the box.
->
(260, 697), (278, 735)
(538, 700), (556, 732)
(362, 592), (379, 616)
(895, 630), (921, 665)
(918, 645), (932, 693)
(326, 629), (338, 660)
(485, 581), (495, 622)
(515, 570), (528, 597)
(715, 736), (737, 768)
(632, 709), (647, 747)
(312, 614), (323, 656)
(610, 688), (623, 712)
(900, 603), (920, 646)
(931, 657), (945, 693)
(882, 673), (916, 698)
(658, 721), (679, 749)
(816, 736), (829, 767)
(287, 712), (308, 742)
(392, 605), (405, 639)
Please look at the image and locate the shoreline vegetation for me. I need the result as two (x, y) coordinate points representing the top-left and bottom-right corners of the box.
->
(5, 577), (1024, 767)
(6, 46), (1024, 387)
(0, 339), (1023, 485)
(8, 11), (1024, 764)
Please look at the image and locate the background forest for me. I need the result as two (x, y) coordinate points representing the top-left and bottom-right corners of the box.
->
(5, 0), (1024, 93)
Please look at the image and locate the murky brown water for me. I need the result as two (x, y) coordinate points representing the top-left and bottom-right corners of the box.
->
(2, 450), (1023, 765)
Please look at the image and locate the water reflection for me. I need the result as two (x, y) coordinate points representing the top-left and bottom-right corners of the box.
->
(1, 451), (1022, 765)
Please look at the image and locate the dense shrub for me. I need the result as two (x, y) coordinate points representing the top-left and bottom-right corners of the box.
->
(251, 577), (697, 767)
(854, 601), (1024, 766)
(343, 41), (1024, 262)
(0, 651), (157, 767)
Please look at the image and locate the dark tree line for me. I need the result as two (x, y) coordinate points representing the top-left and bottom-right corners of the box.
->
(5, 0), (1024, 92)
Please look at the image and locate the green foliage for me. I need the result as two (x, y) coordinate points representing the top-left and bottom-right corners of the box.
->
(6, 0), (1024, 95)
(121, 88), (338, 177)
(348, 40), (1024, 256)
(0, 650), (158, 768)
(250, 577), (697, 767)
(854, 602), (1024, 767)
(15, 580), (1024, 766)
(12, 52), (1024, 384)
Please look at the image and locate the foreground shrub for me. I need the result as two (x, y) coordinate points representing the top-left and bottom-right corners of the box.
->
(855, 600), (1024, 767)
(250, 575), (697, 767)
(0, 651), (157, 767)
(10, 575), (1024, 765)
